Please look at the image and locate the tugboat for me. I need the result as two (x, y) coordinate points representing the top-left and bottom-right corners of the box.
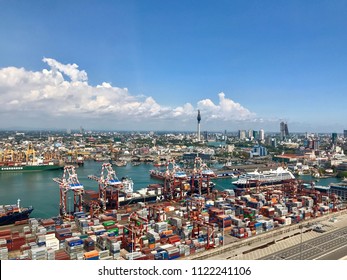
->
(0, 199), (34, 226)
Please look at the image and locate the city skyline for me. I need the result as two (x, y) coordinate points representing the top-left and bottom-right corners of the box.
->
(1, 1), (347, 132)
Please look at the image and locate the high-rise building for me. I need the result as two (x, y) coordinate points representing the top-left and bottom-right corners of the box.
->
(203, 131), (208, 141)
(271, 138), (277, 148)
(197, 110), (201, 141)
(259, 129), (265, 141)
(344, 130), (347, 138)
(252, 145), (268, 157)
(280, 122), (285, 140)
(313, 139), (320, 151)
(253, 130), (259, 140)
(239, 130), (246, 140)
(280, 122), (289, 140)
(284, 123), (289, 137)
(332, 133), (338, 144)
(248, 129), (253, 139)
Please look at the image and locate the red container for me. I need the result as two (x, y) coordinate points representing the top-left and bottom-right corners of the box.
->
(0, 229), (11, 237)
(168, 235), (180, 244)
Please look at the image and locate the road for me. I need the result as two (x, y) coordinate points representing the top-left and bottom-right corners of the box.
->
(260, 226), (347, 260)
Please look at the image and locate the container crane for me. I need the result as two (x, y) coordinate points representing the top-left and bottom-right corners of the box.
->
(88, 163), (124, 211)
(190, 156), (214, 196)
(53, 165), (84, 217)
(163, 159), (187, 200)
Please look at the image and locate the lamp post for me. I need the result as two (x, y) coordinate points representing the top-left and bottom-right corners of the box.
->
(68, 196), (71, 215)
(299, 224), (303, 260)
(222, 209), (226, 247)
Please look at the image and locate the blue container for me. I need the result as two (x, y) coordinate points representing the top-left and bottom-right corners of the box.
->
(95, 230), (107, 236)
(68, 240), (83, 247)
(148, 237), (155, 243)
(86, 256), (100, 260)
(160, 251), (169, 260)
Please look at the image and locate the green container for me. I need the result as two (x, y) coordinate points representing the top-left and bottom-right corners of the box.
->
(103, 221), (116, 227)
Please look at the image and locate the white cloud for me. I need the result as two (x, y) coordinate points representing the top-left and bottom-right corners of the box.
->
(42, 57), (88, 82)
(197, 92), (255, 121)
(0, 58), (256, 129)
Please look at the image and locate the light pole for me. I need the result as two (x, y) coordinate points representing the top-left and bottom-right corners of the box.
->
(299, 224), (303, 260)
(131, 226), (134, 260)
(68, 196), (71, 216)
(222, 219), (224, 246)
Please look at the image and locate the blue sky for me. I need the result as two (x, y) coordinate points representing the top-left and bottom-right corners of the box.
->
(0, 0), (347, 132)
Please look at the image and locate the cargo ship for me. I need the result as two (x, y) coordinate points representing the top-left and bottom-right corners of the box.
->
(232, 167), (295, 187)
(0, 143), (64, 173)
(0, 162), (64, 173)
(118, 183), (164, 206)
(0, 199), (34, 226)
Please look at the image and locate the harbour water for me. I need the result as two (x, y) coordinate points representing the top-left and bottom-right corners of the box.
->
(0, 161), (342, 219)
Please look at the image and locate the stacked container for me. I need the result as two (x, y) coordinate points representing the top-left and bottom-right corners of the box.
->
(55, 228), (72, 242)
(106, 237), (121, 258)
(154, 222), (168, 234)
(45, 233), (60, 251)
(0, 246), (8, 260)
(84, 250), (99, 260)
(54, 249), (70, 260)
(11, 231), (26, 251)
(99, 250), (112, 260)
(29, 247), (47, 260)
(64, 237), (84, 260)
(83, 237), (95, 252)
(41, 218), (56, 233)
(46, 248), (55, 260)
(170, 217), (182, 229)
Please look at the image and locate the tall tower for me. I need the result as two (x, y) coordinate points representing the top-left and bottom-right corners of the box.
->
(280, 122), (285, 140)
(259, 129), (265, 142)
(197, 110), (201, 141)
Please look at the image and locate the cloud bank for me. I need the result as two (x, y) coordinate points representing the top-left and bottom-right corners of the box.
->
(0, 58), (255, 130)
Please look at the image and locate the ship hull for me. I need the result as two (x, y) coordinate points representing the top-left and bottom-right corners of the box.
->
(0, 165), (64, 173)
(0, 207), (34, 226)
(119, 194), (159, 206)
(233, 180), (288, 188)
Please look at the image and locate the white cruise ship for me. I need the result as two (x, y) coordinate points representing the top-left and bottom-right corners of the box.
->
(232, 167), (295, 187)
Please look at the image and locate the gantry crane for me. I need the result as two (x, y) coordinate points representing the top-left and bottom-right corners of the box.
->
(190, 156), (214, 196)
(88, 162), (124, 211)
(192, 219), (216, 249)
(163, 159), (188, 200)
(53, 165), (84, 217)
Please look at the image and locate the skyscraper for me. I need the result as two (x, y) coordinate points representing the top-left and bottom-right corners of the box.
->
(280, 122), (289, 140)
(238, 130), (246, 140)
(197, 110), (201, 141)
(259, 129), (265, 141)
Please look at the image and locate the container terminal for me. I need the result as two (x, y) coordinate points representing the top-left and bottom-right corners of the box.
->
(1, 160), (346, 261)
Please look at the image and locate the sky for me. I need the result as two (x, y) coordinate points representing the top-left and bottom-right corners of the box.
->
(0, 0), (347, 133)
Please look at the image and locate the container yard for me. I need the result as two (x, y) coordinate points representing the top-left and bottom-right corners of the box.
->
(1, 172), (346, 260)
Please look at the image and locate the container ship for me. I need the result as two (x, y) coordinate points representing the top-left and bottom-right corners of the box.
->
(232, 167), (295, 187)
(0, 200), (34, 226)
(0, 143), (63, 172)
(0, 162), (63, 173)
